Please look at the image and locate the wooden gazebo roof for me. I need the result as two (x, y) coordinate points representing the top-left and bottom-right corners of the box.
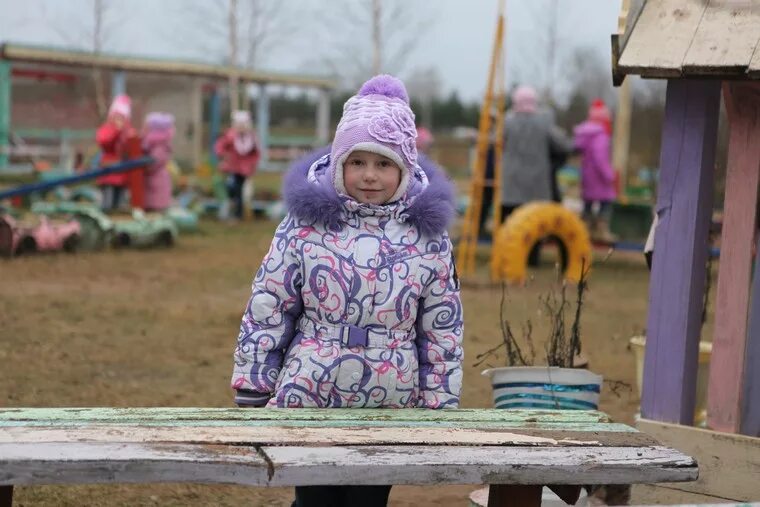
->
(0, 42), (337, 90)
(613, 0), (760, 83)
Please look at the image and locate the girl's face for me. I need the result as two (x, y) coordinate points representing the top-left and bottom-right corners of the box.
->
(343, 150), (402, 205)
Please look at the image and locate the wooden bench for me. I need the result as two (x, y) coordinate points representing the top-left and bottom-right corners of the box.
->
(0, 408), (697, 507)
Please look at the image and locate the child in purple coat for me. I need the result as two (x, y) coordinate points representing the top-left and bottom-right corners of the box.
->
(230, 75), (463, 507)
(574, 99), (617, 242)
(141, 113), (175, 212)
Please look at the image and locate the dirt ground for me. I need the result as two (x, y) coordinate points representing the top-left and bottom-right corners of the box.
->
(0, 219), (715, 506)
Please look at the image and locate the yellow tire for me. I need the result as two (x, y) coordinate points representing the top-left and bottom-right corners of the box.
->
(491, 202), (592, 284)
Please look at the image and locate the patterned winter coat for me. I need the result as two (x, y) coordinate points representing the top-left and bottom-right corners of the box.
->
(231, 148), (463, 409)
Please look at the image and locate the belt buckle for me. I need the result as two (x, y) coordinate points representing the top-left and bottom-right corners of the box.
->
(345, 325), (369, 348)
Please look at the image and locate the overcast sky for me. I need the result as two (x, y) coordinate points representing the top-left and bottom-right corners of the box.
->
(1, 0), (622, 102)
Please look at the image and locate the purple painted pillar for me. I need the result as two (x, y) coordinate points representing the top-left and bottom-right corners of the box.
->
(742, 234), (760, 436)
(642, 80), (720, 424)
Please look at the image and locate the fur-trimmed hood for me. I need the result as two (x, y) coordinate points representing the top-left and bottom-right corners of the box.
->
(283, 146), (456, 237)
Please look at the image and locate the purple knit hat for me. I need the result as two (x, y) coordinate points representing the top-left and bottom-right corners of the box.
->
(145, 112), (175, 130)
(330, 74), (418, 203)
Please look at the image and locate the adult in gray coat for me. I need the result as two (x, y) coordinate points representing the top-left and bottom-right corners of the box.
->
(501, 85), (573, 219)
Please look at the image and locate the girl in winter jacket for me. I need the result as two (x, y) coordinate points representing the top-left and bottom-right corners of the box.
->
(573, 99), (618, 242)
(96, 95), (134, 211)
(230, 75), (463, 507)
(214, 110), (260, 220)
(141, 112), (175, 212)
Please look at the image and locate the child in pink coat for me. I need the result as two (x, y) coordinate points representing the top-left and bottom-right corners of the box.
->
(141, 113), (175, 212)
(214, 110), (260, 220)
(573, 99), (618, 242)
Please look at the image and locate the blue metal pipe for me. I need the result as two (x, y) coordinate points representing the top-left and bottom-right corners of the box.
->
(0, 157), (152, 200)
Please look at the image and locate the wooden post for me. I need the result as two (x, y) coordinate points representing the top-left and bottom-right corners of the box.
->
(708, 82), (760, 434)
(256, 83), (269, 170)
(0, 60), (10, 171)
(743, 233), (760, 436)
(642, 80), (720, 424)
(111, 70), (126, 99)
(209, 88), (221, 168)
(316, 88), (330, 146)
(613, 78), (632, 194)
(191, 79), (203, 171)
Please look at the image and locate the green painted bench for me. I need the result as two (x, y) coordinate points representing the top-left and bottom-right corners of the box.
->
(0, 408), (697, 507)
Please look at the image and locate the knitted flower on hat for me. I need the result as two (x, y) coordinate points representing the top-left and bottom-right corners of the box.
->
(331, 74), (418, 203)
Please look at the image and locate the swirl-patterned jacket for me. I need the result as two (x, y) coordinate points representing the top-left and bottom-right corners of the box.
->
(231, 148), (463, 409)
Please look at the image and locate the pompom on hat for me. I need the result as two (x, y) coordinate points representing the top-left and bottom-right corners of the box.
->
(108, 94), (131, 120)
(330, 74), (418, 203)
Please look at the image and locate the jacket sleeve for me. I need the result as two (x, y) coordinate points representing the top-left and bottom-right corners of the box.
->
(231, 214), (303, 405)
(548, 125), (574, 157)
(96, 123), (121, 151)
(214, 132), (231, 159)
(415, 238), (464, 409)
(591, 133), (615, 184)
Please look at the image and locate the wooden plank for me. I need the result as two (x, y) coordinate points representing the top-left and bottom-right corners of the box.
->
(618, 0), (709, 77)
(743, 232), (760, 436)
(708, 82), (760, 433)
(0, 418), (636, 433)
(683, 0), (760, 76)
(0, 424), (655, 447)
(637, 418), (760, 501)
(0, 442), (269, 487)
(643, 80), (720, 424)
(0, 443), (696, 487)
(260, 445), (696, 486)
(0, 407), (610, 424)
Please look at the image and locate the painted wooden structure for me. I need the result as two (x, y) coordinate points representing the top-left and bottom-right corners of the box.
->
(615, 0), (760, 434)
(0, 42), (336, 172)
(0, 408), (697, 507)
(612, 0), (760, 502)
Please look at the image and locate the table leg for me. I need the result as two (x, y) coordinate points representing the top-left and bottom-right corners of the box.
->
(487, 484), (542, 507)
(0, 486), (12, 507)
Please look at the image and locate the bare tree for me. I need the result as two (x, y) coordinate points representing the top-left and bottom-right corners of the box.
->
(39, 0), (122, 118)
(229, 0), (240, 111)
(310, 0), (434, 89)
(405, 66), (443, 128)
(167, 0), (300, 111)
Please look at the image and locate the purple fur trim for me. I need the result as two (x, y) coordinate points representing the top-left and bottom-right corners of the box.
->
(283, 148), (455, 237)
(283, 146), (344, 232)
(358, 74), (409, 104)
(406, 153), (456, 236)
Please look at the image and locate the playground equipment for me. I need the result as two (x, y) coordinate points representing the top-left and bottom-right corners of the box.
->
(31, 201), (113, 251)
(111, 209), (177, 249)
(613, 0), (760, 502)
(0, 213), (80, 257)
(457, 0), (507, 276)
(32, 201), (178, 250)
(490, 202), (592, 284)
(0, 158), (152, 201)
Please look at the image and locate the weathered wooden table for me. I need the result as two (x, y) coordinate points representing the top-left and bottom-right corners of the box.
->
(0, 408), (697, 506)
